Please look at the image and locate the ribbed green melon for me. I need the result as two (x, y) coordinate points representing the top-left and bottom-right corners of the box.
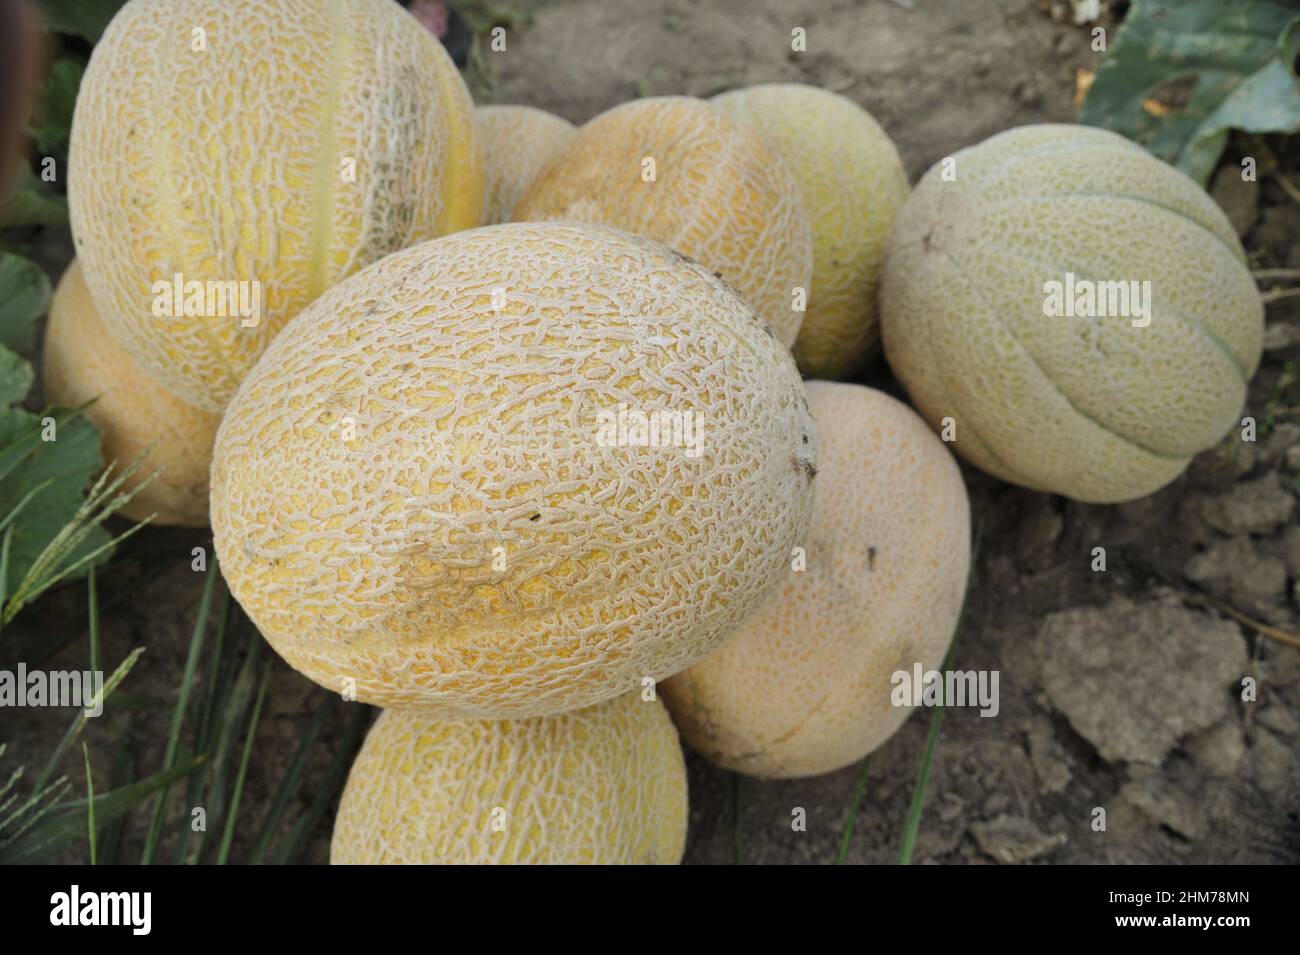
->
(880, 124), (1263, 503)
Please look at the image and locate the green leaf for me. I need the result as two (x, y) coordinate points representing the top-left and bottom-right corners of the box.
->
(0, 165), (67, 227)
(1082, 0), (1300, 185)
(0, 348), (34, 407)
(32, 57), (85, 156)
(0, 253), (52, 356)
(0, 407), (108, 595)
(36, 0), (129, 43)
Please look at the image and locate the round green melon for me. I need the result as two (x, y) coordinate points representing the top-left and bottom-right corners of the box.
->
(880, 124), (1263, 503)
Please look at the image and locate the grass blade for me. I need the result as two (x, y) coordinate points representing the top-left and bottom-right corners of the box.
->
(835, 757), (871, 864)
(217, 661), (272, 864)
(194, 634), (262, 863)
(896, 682), (950, 865)
(174, 588), (236, 865)
(97, 729), (135, 865)
(248, 693), (328, 864)
(0, 756), (204, 863)
(271, 704), (370, 865)
(33, 646), (144, 793)
(87, 564), (100, 674)
(0, 523), (12, 625)
(82, 743), (95, 865)
(141, 559), (220, 863)
(896, 525), (982, 865)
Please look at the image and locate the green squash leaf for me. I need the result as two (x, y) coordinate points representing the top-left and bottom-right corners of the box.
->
(1082, 0), (1300, 185)
(0, 407), (109, 595)
(35, 0), (129, 44)
(32, 57), (85, 157)
(0, 253), (52, 355)
(0, 165), (67, 227)
(0, 349), (34, 408)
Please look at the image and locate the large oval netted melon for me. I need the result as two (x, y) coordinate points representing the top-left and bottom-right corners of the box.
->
(69, 0), (483, 412)
(880, 124), (1263, 503)
(712, 84), (910, 379)
(514, 96), (813, 347)
(331, 693), (688, 864)
(211, 222), (817, 717)
(475, 104), (576, 225)
(43, 261), (220, 527)
(663, 382), (969, 778)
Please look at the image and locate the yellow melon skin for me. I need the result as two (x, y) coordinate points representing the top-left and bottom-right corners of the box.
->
(68, 0), (484, 412)
(880, 124), (1264, 504)
(712, 84), (910, 380)
(211, 222), (817, 717)
(475, 105), (577, 225)
(513, 96), (813, 347)
(663, 382), (969, 779)
(42, 261), (221, 527)
(331, 693), (687, 864)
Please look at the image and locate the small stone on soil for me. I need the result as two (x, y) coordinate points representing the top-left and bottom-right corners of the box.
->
(1195, 472), (1296, 535)
(1036, 592), (1248, 764)
(1184, 536), (1288, 607)
(1120, 766), (1208, 840)
(1186, 720), (1246, 778)
(970, 814), (1066, 864)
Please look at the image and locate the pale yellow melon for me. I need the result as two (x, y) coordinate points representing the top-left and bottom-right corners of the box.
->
(42, 261), (221, 527)
(880, 124), (1264, 503)
(663, 381), (970, 779)
(712, 84), (910, 379)
(513, 96), (813, 347)
(331, 693), (688, 864)
(69, 0), (484, 411)
(211, 222), (817, 716)
(475, 104), (576, 225)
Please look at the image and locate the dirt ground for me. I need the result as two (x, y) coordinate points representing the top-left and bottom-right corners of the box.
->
(7, 0), (1299, 864)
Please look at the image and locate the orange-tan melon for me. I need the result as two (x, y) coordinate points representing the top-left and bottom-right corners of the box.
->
(663, 381), (970, 778)
(475, 104), (576, 225)
(43, 260), (220, 526)
(514, 96), (813, 347)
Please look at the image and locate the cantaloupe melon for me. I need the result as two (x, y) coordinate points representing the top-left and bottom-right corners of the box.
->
(880, 124), (1264, 503)
(43, 260), (220, 527)
(663, 382), (969, 778)
(513, 96), (813, 347)
(330, 692), (687, 864)
(712, 84), (909, 379)
(211, 222), (817, 716)
(475, 104), (576, 225)
(68, 0), (484, 412)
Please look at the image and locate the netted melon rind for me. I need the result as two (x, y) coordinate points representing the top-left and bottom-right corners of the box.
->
(211, 222), (817, 717)
(330, 693), (688, 864)
(475, 104), (577, 225)
(68, 0), (483, 412)
(514, 96), (813, 348)
(712, 84), (910, 379)
(880, 123), (1263, 503)
(663, 382), (970, 778)
(42, 261), (221, 527)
